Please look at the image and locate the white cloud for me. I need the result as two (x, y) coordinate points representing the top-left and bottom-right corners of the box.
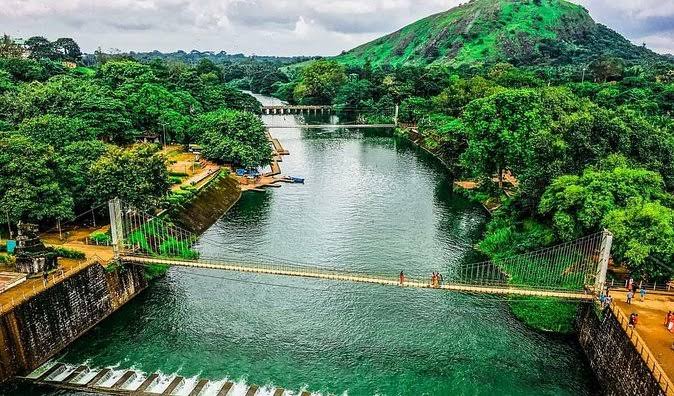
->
(0, 0), (671, 55)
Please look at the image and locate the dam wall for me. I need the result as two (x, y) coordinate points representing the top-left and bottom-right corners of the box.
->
(0, 263), (147, 382)
(170, 173), (242, 234)
(576, 304), (670, 395)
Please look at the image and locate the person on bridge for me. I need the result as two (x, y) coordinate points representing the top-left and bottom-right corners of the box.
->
(399, 271), (405, 286)
(431, 272), (439, 288)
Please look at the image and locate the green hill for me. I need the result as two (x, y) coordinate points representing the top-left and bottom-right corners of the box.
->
(336, 0), (667, 67)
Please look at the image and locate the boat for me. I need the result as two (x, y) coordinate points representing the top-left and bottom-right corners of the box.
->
(289, 177), (305, 184)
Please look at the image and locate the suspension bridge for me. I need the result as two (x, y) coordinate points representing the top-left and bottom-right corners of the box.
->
(108, 199), (612, 300)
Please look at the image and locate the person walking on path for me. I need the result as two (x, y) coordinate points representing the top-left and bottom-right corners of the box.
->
(399, 271), (405, 286)
(639, 286), (646, 302)
(627, 290), (634, 304)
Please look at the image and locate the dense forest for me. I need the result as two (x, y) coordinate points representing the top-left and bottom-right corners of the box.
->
(267, 56), (674, 282)
(1, 0), (673, 286)
(0, 35), (271, 229)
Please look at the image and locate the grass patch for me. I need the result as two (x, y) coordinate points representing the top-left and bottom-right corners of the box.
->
(144, 263), (170, 280)
(509, 296), (579, 333)
(89, 230), (111, 245)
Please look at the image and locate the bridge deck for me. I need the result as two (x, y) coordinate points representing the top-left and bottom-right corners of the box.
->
(122, 256), (592, 300)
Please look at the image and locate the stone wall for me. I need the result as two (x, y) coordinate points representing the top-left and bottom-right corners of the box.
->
(171, 174), (242, 234)
(576, 304), (665, 396)
(0, 263), (147, 381)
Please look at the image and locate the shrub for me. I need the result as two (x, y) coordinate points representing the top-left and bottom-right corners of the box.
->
(52, 247), (86, 259)
(89, 230), (112, 245)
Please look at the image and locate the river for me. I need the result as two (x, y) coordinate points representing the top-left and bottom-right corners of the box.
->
(3, 93), (598, 395)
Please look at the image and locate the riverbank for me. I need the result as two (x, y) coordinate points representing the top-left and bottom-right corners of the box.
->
(395, 125), (579, 334)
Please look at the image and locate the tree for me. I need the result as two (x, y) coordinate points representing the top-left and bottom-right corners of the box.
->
(589, 56), (625, 83)
(195, 58), (223, 82)
(0, 134), (74, 223)
(17, 115), (95, 147)
(87, 144), (170, 210)
(98, 60), (155, 89)
(539, 162), (668, 241)
(0, 57), (48, 82)
(460, 89), (549, 190)
(124, 83), (195, 140)
(53, 38), (82, 62)
(0, 35), (25, 58)
(4, 76), (136, 144)
(25, 36), (54, 60)
(604, 200), (674, 280)
(191, 109), (272, 168)
(58, 140), (110, 210)
(0, 70), (15, 94)
(293, 60), (346, 104)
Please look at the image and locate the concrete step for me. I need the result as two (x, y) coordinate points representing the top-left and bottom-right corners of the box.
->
(273, 388), (284, 396)
(245, 384), (259, 396)
(86, 368), (111, 387)
(37, 363), (66, 381)
(189, 379), (210, 396)
(162, 376), (184, 395)
(112, 370), (136, 389)
(217, 381), (234, 396)
(62, 365), (88, 384)
(135, 373), (159, 393)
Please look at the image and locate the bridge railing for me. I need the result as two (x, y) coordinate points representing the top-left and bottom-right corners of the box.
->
(121, 251), (594, 294)
(112, 198), (607, 295)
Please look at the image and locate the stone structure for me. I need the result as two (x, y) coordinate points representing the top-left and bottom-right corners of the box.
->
(13, 222), (57, 275)
(0, 262), (148, 381)
(576, 304), (666, 395)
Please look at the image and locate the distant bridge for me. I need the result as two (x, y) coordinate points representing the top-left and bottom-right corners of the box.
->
(261, 105), (333, 115)
(108, 199), (612, 300)
(264, 124), (397, 129)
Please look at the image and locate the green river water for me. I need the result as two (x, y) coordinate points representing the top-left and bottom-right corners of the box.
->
(2, 94), (598, 395)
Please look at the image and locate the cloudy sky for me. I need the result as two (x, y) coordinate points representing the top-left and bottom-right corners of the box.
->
(1, 0), (672, 56)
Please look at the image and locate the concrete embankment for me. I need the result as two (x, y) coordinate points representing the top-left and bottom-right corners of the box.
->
(576, 304), (672, 395)
(0, 263), (147, 382)
(170, 173), (242, 234)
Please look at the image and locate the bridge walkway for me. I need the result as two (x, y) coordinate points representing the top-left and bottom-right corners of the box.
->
(121, 256), (592, 300)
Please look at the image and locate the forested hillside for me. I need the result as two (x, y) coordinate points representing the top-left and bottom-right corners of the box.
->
(336, 0), (668, 68)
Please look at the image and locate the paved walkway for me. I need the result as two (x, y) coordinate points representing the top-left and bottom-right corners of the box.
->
(613, 292), (674, 387)
(171, 163), (220, 191)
